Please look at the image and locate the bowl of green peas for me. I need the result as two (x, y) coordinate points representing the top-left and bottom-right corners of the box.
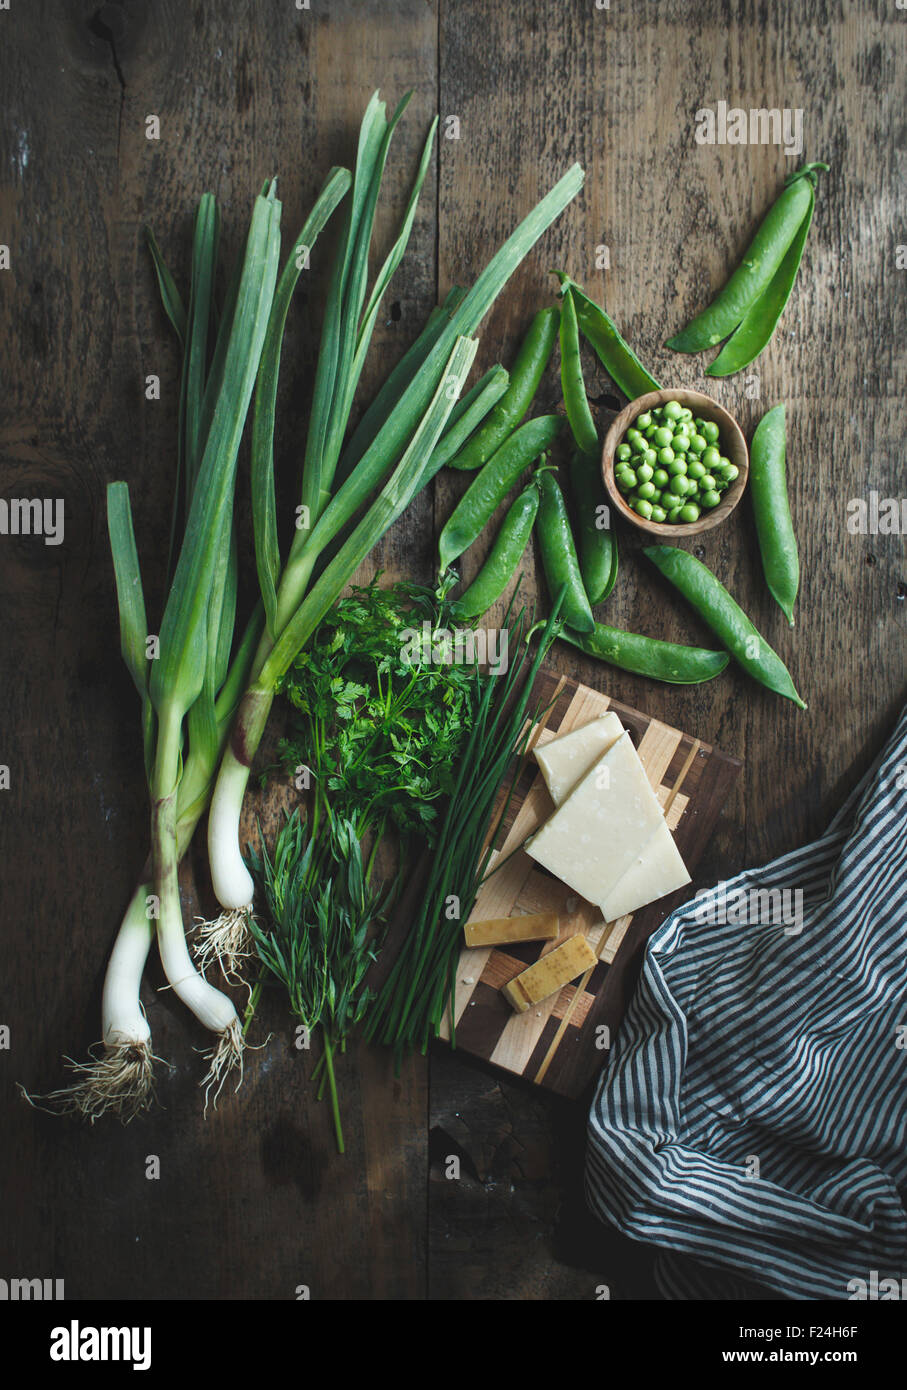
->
(602, 389), (749, 538)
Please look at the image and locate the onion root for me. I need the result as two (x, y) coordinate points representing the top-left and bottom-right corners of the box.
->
(18, 1040), (159, 1125)
(193, 908), (254, 986)
(200, 1018), (245, 1113)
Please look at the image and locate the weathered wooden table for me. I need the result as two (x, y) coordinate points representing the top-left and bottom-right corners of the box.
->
(2, 1), (904, 1300)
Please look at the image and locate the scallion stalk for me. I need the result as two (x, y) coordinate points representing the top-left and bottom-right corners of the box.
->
(138, 184), (282, 1100)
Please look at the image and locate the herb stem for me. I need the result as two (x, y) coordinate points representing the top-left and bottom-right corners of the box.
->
(241, 967), (266, 1038)
(322, 1032), (344, 1154)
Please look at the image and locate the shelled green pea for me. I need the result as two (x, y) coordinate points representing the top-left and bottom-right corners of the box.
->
(615, 401), (735, 523)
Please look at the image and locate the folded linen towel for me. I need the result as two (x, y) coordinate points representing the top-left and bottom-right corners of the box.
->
(586, 704), (907, 1300)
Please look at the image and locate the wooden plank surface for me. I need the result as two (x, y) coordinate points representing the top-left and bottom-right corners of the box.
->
(431, 0), (906, 1298)
(1, 0), (904, 1302)
(0, 0), (437, 1302)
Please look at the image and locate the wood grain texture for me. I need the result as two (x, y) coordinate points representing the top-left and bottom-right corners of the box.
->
(0, 0), (436, 1301)
(428, 1047), (659, 1300)
(434, 0), (905, 1294)
(1, 0), (905, 1302)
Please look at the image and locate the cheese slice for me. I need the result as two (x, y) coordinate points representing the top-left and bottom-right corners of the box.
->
(539, 719), (691, 921)
(534, 712), (624, 804)
(599, 820), (690, 922)
(501, 934), (597, 1013)
(525, 731), (666, 912)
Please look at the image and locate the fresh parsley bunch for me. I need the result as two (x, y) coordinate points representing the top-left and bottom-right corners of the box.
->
(276, 578), (480, 843)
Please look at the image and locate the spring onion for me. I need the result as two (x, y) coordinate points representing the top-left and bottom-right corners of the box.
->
(29, 170), (347, 1120)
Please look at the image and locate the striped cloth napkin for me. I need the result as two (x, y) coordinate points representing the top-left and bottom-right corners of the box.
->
(586, 704), (907, 1300)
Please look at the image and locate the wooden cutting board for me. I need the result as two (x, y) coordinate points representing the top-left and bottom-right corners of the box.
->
(436, 667), (742, 1099)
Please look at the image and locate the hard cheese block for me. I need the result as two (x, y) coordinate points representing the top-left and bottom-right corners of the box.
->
(541, 720), (691, 921)
(526, 731), (670, 914)
(464, 913), (559, 949)
(519, 728), (661, 911)
(501, 934), (597, 1013)
(534, 712), (624, 804)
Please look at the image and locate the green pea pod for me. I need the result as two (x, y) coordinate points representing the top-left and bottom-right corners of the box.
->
(447, 306), (559, 470)
(559, 289), (599, 455)
(569, 449), (618, 605)
(559, 622), (729, 684)
(554, 272), (660, 400)
(748, 404), (799, 626)
(644, 545), (806, 708)
(536, 469), (594, 633)
(452, 483), (539, 620)
(439, 414), (562, 572)
(665, 169), (815, 353)
(707, 186), (816, 378)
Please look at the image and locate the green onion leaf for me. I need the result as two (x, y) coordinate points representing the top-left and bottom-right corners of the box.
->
(259, 336), (479, 691)
(335, 286), (468, 488)
(299, 92), (395, 528)
(282, 164), (585, 611)
(150, 186), (282, 725)
(252, 166), (352, 636)
(106, 481), (150, 700)
(106, 481), (155, 781)
(338, 114), (438, 450)
(427, 364), (510, 474)
(182, 194), (220, 511)
(144, 226), (187, 344)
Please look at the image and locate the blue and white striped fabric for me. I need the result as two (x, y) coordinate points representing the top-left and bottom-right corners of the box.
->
(586, 704), (907, 1301)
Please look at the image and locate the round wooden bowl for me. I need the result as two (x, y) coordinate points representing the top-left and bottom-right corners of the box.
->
(602, 388), (749, 539)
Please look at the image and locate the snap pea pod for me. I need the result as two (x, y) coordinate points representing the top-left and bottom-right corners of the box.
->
(559, 288), (599, 455)
(569, 449), (618, 605)
(438, 414), (562, 572)
(428, 364), (510, 472)
(665, 165), (818, 354)
(644, 545), (806, 708)
(452, 482), (539, 620)
(558, 291), (617, 604)
(707, 165), (827, 377)
(554, 272), (660, 399)
(447, 306), (560, 470)
(559, 621), (729, 684)
(535, 468), (594, 633)
(748, 404), (799, 626)
(705, 183), (815, 378)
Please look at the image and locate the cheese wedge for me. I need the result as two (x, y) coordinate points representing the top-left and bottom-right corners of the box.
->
(463, 913), (559, 949)
(534, 712), (624, 804)
(538, 719), (691, 920)
(525, 731), (666, 912)
(501, 934), (597, 1013)
(600, 820), (690, 922)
